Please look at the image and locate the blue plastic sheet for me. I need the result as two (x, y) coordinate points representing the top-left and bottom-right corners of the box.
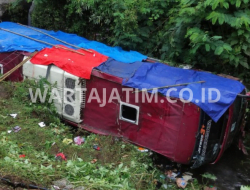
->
(96, 59), (143, 79)
(122, 63), (245, 122)
(0, 22), (86, 52)
(78, 41), (147, 63)
(0, 22), (147, 63)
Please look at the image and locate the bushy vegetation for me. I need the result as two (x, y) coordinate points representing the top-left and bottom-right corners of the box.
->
(16, 0), (248, 83)
(1, 0), (31, 24)
(168, 0), (250, 81)
(2, 0), (250, 82)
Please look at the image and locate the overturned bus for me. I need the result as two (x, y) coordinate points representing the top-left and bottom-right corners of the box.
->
(0, 22), (248, 168)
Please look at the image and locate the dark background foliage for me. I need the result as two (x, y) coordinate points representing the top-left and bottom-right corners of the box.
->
(2, 0), (250, 84)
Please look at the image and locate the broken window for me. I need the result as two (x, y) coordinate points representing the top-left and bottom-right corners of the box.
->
(119, 102), (139, 125)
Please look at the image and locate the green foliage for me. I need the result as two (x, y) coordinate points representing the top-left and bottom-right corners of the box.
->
(241, 186), (250, 190)
(29, 0), (177, 48)
(1, 0), (31, 24)
(30, 0), (108, 40)
(164, 0), (250, 81)
(29, 0), (250, 81)
(201, 172), (217, 181)
(13, 78), (60, 124)
(201, 172), (217, 188)
(8, 0), (249, 82)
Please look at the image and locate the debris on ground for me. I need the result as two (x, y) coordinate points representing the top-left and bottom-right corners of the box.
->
(52, 178), (85, 190)
(182, 172), (193, 182)
(10, 113), (17, 118)
(52, 185), (60, 190)
(165, 170), (178, 181)
(38, 122), (46, 127)
(183, 172), (193, 176)
(91, 159), (98, 164)
(52, 178), (70, 188)
(163, 167), (193, 189)
(162, 184), (168, 189)
(62, 138), (73, 145)
(160, 174), (166, 180)
(137, 147), (149, 152)
(55, 153), (67, 161)
(122, 154), (129, 158)
(13, 126), (21, 132)
(74, 136), (85, 145)
(19, 154), (25, 158)
(176, 178), (187, 189)
(161, 184), (173, 189)
(93, 144), (101, 151)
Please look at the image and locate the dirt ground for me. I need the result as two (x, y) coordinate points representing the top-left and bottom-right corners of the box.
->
(0, 182), (13, 190)
(193, 145), (250, 190)
(0, 83), (10, 99)
(0, 182), (39, 190)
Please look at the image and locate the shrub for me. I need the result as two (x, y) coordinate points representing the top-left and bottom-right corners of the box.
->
(8, 0), (250, 82)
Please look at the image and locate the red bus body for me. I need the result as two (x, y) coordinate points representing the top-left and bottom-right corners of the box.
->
(0, 51), (246, 167)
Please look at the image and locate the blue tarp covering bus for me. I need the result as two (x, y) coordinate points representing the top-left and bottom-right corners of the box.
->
(0, 22), (147, 63)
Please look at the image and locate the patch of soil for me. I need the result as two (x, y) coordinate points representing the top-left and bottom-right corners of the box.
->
(0, 182), (13, 190)
(0, 84), (10, 99)
(1, 175), (40, 190)
(193, 145), (250, 190)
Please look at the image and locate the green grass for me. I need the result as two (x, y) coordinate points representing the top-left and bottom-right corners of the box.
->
(0, 80), (204, 190)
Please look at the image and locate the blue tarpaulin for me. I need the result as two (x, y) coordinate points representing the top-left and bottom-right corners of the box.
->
(122, 63), (245, 122)
(96, 59), (143, 79)
(78, 41), (147, 63)
(0, 22), (147, 63)
(0, 22), (85, 52)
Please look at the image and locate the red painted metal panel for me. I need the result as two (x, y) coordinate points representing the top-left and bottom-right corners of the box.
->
(0, 52), (24, 81)
(82, 75), (122, 136)
(172, 103), (200, 164)
(91, 69), (123, 84)
(119, 89), (200, 164)
(81, 75), (201, 164)
(212, 105), (233, 164)
(118, 88), (143, 144)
